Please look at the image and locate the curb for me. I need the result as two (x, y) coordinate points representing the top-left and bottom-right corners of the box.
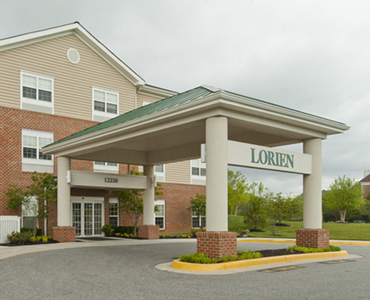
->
(171, 250), (349, 272)
(238, 239), (370, 246)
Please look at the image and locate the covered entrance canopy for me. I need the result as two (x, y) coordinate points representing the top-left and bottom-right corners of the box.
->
(43, 85), (349, 246)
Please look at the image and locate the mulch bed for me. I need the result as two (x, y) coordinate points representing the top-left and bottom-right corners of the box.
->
(257, 249), (304, 257)
(1, 240), (60, 247)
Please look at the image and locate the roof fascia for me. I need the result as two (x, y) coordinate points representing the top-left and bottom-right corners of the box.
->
(138, 85), (178, 99)
(0, 23), (145, 87)
(43, 91), (347, 155)
(218, 91), (350, 133)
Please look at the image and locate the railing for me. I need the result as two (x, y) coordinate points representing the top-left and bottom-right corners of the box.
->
(0, 216), (21, 243)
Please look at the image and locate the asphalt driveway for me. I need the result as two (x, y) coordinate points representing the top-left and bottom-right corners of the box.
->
(0, 240), (368, 300)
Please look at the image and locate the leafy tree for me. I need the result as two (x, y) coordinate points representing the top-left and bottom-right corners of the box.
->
(244, 195), (267, 230)
(323, 175), (364, 222)
(112, 168), (163, 235)
(228, 170), (257, 215)
(284, 194), (303, 221)
(265, 192), (280, 235)
(187, 193), (206, 229)
(5, 172), (57, 237)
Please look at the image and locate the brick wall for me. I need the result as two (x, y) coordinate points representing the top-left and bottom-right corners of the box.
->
(296, 229), (330, 249)
(196, 231), (238, 260)
(363, 184), (370, 199)
(1, 106), (206, 236)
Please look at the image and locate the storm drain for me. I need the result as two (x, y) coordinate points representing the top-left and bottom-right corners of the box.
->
(259, 265), (305, 273)
(320, 260), (355, 264)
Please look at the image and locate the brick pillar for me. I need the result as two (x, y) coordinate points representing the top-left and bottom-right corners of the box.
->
(53, 226), (76, 243)
(197, 231), (237, 260)
(138, 225), (159, 239)
(296, 229), (330, 249)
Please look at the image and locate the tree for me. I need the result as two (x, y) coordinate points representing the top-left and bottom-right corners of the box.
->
(5, 172), (57, 237)
(323, 175), (364, 222)
(112, 168), (163, 235)
(228, 170), (257, 215)
(187, 193), (206, 229)
(244, 195), (267, 230)
(284, 194), (303, 221)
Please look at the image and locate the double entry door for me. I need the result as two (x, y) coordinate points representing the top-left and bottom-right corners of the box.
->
(71, 197), (104, 237)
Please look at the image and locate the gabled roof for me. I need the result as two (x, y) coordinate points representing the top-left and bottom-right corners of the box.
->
(45, 85), (350, 148)
(360, 174), (370, 183)
(0, 22), (145, 86)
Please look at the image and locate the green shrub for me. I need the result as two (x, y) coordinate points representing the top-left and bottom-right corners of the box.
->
(179, 253), (219, 264)
(191, 228), (206, 238)
(47, 235), (53, 240)
(42, 236), (48, 242)
(21, 227), (42, 236)
(101, 224), (112, 233)
(35, 236), (41, 241)
(287, 245), (341, 253)
(221, 255), (238, 262)
(7, 231), (32, 244)
(115, 233), (121, 236)
(237, 249), (263, 259)
(114, 226), (135, 235)
(29, 236), (36, 242)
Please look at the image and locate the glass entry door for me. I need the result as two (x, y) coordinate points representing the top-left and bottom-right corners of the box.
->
(71, 197), (104, 237)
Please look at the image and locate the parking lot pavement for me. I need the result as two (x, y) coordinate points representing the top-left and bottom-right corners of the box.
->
(0, 239), (368, 300)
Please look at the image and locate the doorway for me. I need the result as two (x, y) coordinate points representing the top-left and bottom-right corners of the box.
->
(71, 197), (104, 237)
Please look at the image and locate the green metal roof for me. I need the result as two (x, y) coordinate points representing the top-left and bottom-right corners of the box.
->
(50, 86), (214, 146)
(46, 84), (348, 148)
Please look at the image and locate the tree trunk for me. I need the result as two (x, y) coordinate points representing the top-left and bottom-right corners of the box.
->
(339, 209), (347, 222)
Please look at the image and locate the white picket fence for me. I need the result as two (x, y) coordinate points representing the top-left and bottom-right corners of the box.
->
(0, 216), (21, 243)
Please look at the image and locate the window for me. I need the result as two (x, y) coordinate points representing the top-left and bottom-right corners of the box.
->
(191, 159), (206, 185)
(154, 200), (165, 229)
(154, 164), (165, 182)
(93, 161), (119, 173)
(22, 197), (38, 228)
(21, 71), (53, 114)
(109, 199), (119, 229)
(192, 212), (206, 228)
(92, 87), (119, 121)
(22, 129), (53, 173)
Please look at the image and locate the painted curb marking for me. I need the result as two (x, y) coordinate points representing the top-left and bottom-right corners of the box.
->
(171, 250), (349, 272)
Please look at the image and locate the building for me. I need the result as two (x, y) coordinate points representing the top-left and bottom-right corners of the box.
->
(0, 22), (205, 237)
(360, 170), (370, 199)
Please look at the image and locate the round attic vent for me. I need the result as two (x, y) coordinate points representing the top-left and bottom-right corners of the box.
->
(67, 48), (80, 64)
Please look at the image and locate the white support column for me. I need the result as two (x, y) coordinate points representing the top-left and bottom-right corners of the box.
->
(303, 138), (322, 229)
(57, 157), (71, 226)
(143, 165), (155, 225)
(206, 117), (228, 231)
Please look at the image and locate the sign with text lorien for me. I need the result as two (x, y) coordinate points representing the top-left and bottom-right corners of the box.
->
(227, 141), (312, 174)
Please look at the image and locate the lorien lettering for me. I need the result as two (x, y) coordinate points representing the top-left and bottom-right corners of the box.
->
(251, 148), (294, 168)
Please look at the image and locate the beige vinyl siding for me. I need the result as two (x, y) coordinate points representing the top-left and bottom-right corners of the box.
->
(137, 92), (164, 107)
(165, 160), (191, 184)
(0, 34), (136, 120)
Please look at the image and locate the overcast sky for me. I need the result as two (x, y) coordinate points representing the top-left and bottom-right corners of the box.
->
(1, 0), (368, 194)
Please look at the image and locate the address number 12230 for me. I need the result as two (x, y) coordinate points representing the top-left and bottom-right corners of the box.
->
(105, 177), (118, 183)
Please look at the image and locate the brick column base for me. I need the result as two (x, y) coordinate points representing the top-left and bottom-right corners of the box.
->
(196, 231), (238, 260)
(296, 229), (330, 249)
(138, 225), (159, 239)
(52, 226), (76, 243)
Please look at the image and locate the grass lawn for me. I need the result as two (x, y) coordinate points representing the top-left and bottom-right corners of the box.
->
(228, 215), (370, 241)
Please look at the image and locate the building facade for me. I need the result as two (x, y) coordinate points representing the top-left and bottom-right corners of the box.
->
(0, 22), (205, 237)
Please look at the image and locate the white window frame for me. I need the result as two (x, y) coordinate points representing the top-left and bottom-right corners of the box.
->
(22, 196), (38, 228)
(192, 212), (206, 229)
(190, 159), (206, 185)
(20, 71), (54, 114)
(22, 129), (54, 172)
(154, 200), (165, 230)
(92, 87), (119, 121)
(109, 198), (119, 229)
(93, 161), (119, 173)
(154, 164), (165, 182)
